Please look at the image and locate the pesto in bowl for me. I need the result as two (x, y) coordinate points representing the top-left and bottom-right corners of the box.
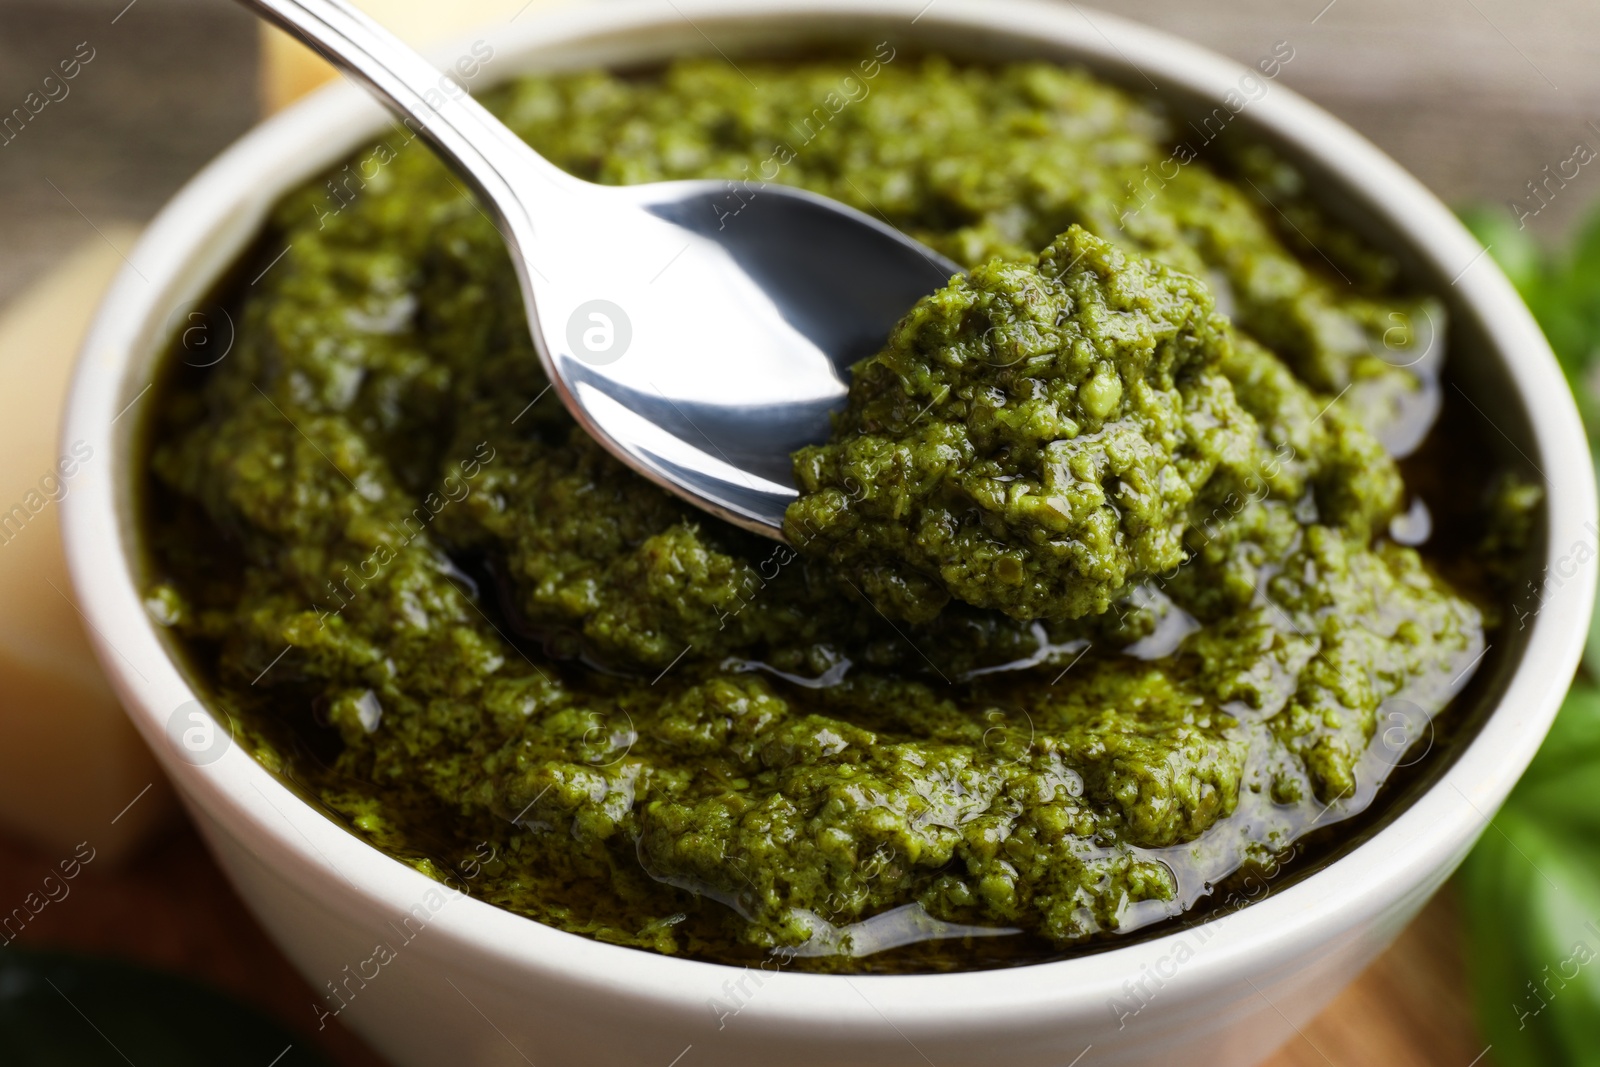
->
(139, 53), (1524, 973)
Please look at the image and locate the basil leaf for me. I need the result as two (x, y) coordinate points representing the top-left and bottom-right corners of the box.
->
(1460, 685), (1600, 1067)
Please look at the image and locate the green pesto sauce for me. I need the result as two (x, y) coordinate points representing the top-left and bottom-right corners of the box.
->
(792, 225), (1285, 621)
(142, 56), (1511, 972)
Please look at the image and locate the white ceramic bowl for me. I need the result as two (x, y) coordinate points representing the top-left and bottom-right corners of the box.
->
(61, 2), (1595, 1064)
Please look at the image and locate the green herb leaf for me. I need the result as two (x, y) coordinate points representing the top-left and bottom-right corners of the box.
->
(1460, 683), (1600, 1067)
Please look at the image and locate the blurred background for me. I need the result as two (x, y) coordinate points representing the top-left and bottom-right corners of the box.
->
(1, 1), (1597, 1064)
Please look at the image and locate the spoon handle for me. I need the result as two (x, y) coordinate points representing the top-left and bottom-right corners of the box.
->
(238, 0), (577, 230)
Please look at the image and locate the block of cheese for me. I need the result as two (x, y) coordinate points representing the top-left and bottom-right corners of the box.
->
(260, 0), (570, 112)
(0, 230), (175, 865)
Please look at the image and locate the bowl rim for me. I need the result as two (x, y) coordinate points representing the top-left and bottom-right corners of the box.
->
(60, 0), (1595, 1031)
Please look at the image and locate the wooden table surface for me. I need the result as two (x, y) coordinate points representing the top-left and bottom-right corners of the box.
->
(0, 819), (1489, 1067)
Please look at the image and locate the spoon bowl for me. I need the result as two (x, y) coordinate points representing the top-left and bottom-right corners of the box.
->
(244, 0), (960, 536)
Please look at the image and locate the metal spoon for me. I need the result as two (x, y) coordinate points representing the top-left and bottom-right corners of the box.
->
(240, 0), (960, 538)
